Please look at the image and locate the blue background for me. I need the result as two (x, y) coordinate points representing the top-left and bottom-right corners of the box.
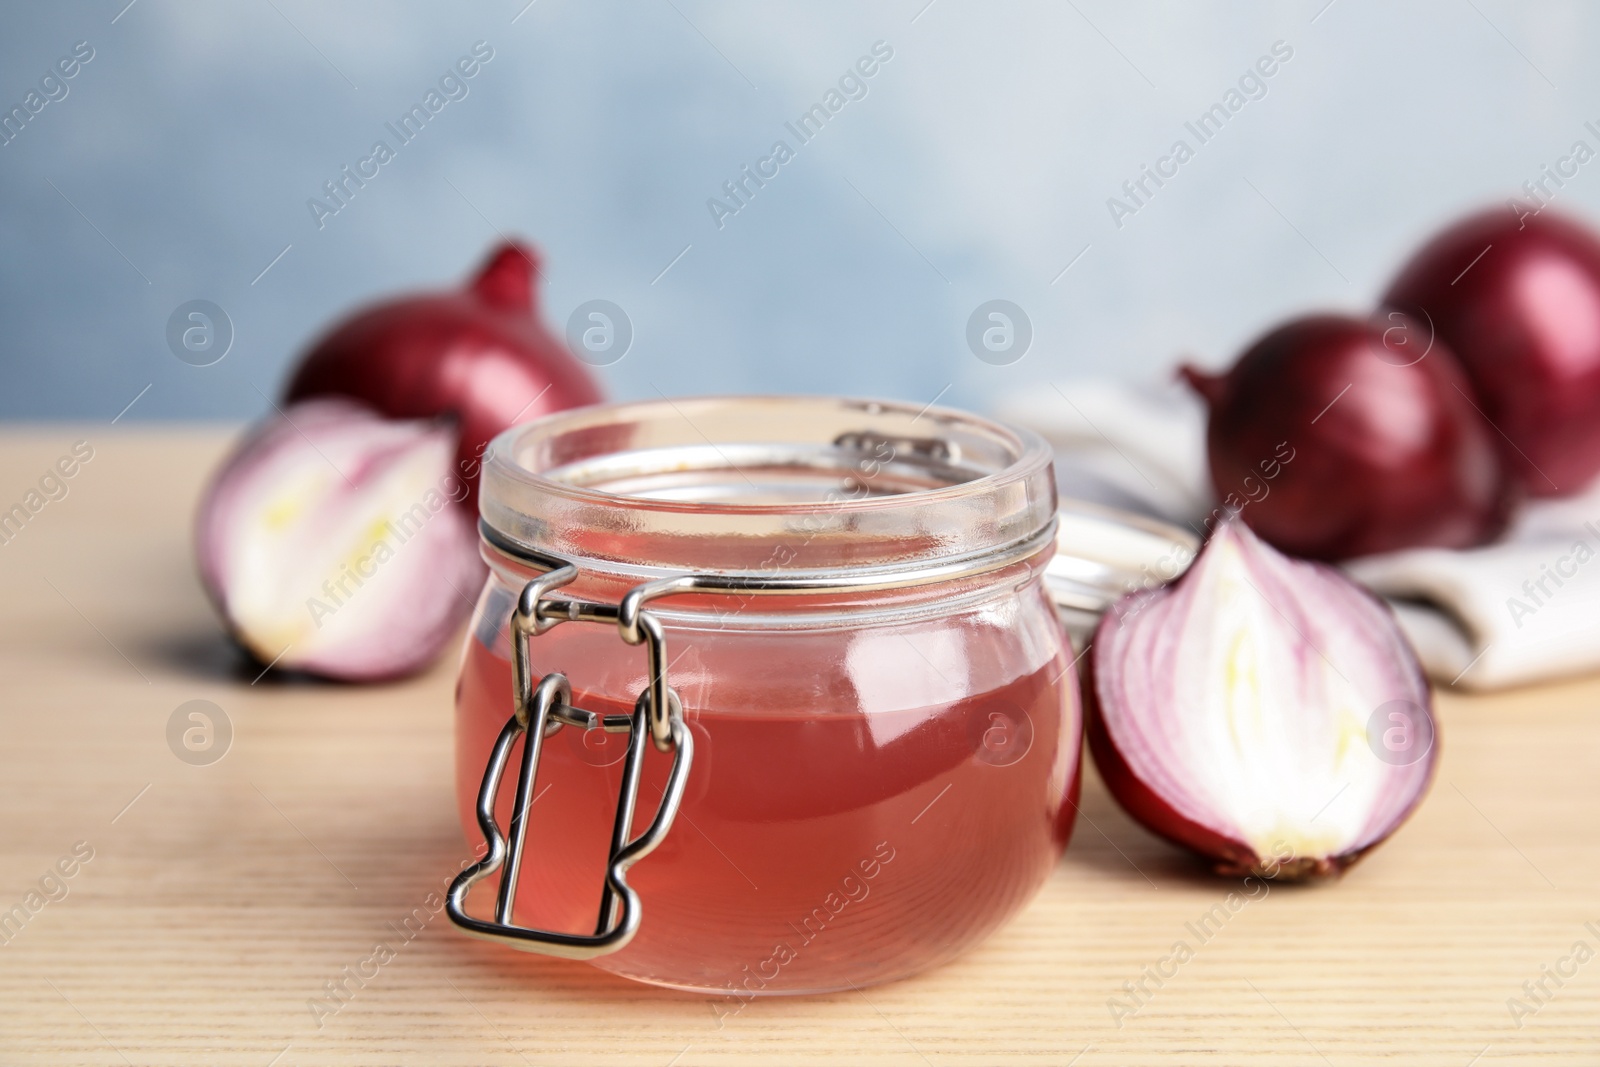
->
(1, 0), (1596, 422)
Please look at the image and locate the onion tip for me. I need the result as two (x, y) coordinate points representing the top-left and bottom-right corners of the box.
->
(471, 240), (542, 314)
(1177, 362), (1228, 408)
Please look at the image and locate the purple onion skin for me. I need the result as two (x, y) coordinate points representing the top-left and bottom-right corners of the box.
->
(1085, 649), (1267, 876)
(1088, 701), (1367, 879)
(1384, 208), (1600, 497)
(1182, 314), (1515, 562)
(1085, 521), (1439, 881)
(1087, 662), (1378, 881)
(285, 241), (604, 513)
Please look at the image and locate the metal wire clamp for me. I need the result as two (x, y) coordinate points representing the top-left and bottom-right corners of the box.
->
(447, 515), (1058, 959)
(445, 549), (694, 960)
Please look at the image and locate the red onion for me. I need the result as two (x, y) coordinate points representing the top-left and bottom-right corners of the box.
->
(285, 241), (603, 510)
(1384, 208), (1600, 497)
(1181, 314), (1513, 562)
(1086, 520), (1437, 880)
(195, 398), (482, 681)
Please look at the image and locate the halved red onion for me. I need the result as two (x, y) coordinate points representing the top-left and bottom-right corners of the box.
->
(1086, 519), (1437, 880)
(195, 398), (483, 681)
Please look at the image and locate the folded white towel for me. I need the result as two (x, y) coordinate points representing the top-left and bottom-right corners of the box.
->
(1347, 493), (1600, 690)
(996, 379), (1600, 691)
(994, 378), (1213, 527)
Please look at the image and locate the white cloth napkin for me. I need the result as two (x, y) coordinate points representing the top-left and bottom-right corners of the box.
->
(996, 379), (1600, 691)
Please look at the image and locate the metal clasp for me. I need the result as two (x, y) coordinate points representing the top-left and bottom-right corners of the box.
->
(833, 429), (961, 465)
(448, 518), (1059, 960)
(445, 565), (694, 960)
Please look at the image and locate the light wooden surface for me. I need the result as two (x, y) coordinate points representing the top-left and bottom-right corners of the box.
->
(1, 426), (1598, 1066)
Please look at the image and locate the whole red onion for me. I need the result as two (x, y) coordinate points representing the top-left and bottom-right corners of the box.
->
(1087, 519), (1437, 880)
(1384, 209), (1600, 497)
(1181, 314), (1513, 561)
(286, 241), (603, 510)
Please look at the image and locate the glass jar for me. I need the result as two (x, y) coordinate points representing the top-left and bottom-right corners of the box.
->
(448, 395), (1080, 995)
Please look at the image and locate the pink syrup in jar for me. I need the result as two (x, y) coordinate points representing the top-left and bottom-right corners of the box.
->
(455, 602), (1080, 995)
(452, 395), (1080, 994)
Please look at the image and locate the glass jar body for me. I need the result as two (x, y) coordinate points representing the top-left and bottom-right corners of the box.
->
(454, 566), (1080, 995)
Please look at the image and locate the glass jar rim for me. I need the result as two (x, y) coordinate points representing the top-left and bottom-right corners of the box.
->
(480, 394), (1057, 579)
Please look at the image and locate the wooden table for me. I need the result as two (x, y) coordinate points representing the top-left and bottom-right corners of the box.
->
(1, 426), (1597, 1066)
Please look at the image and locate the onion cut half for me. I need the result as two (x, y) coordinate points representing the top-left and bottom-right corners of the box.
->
(1086, 520), (1437, 880)
(195, 398), (483, 682)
